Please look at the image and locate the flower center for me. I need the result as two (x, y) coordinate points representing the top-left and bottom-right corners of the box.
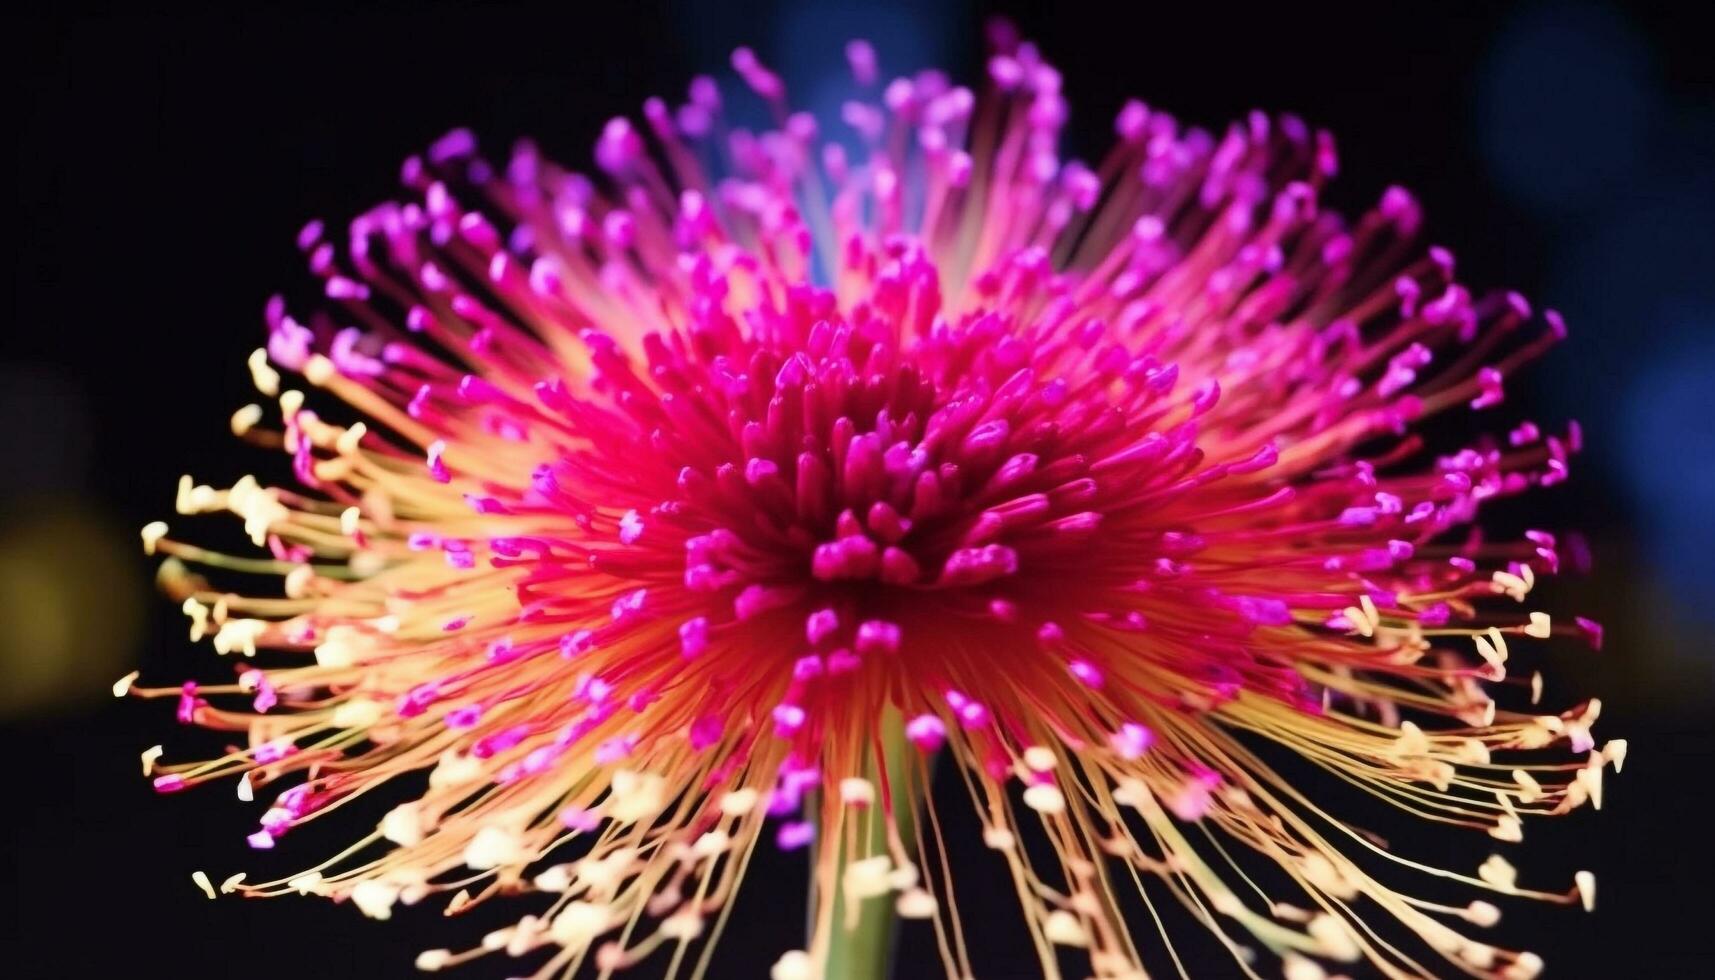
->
(602, 301), (1134, 674)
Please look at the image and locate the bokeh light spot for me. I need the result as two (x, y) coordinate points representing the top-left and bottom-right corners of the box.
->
(1478, 1), (1659, 214)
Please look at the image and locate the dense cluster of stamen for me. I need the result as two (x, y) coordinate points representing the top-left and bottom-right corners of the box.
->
(130, 27), (1616, 980)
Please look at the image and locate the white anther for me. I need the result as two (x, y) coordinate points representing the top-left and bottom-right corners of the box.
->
(1478, 854), (1517, 890)
(1602, 739), (1628, 773)
(1300, 854), (1358, 899)
(1505, 951), (1544, 979)
(533, 865), (572, 893)
(1341, 605), (1374, 638)
(335, 421), (367, 456)
(303, 353), (336, 386)
(1111, 778), (1150, 809)
(1309, 913), (1360, 961)
(1463, 900), (1501, 927)
(213, 618), (265, 657)
(284, 564), (315, 599)
(381, 802), (426, 847)
(887, 863), (920, 890)
(1489, 815), (1523, 842)
(351, 880), (400, 920)
(140, 521), (168, 555)
(182, 597), (209, 642)
(1023, 783), (1066, 815)
(1396, 720), (1429, 755)
(315, 624), (376, 668)
(429, 750), (482, 788)
(842, 855), (893, 900)
(330, 697), (384, 729)
(1475, 632), (1506, 669)
(1512, 768), (1543, 803)
(1461, 942), (1498, 969)
(548, 901), (615, 948)
(718, 787), (759, 816)
(608, 769), (667, 824)
(576, 848), (639, 892)
(1492, 569), (1530, 601)
(480, 927), (512, 950)
(691, 830), (730, 859)
(1283, 953), (1327, 980)
(771, 950), (813, 980)
(1043, 909), (1089, 947)
(230, 403), (264, 436)
(839, 777), (875, 806)
(1456, 738), (1491, 765)
(248, 349), (280, 396)
(1525, 611), (1551, 638)
(1577, 760), (1605, 810)
(897, 888), (938, 919)
(661, 908), (704, 941)
(289, 871), (326, 895)
(1359, 593), (1380, 630)
(1271, 902), (1312, 923)
(463, 825), (526, 870)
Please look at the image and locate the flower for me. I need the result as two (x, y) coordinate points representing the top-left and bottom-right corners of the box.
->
(130, 25), (1616, 980)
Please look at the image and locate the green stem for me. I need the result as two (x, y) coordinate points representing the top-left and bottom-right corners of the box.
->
(822, 712), (918, 980)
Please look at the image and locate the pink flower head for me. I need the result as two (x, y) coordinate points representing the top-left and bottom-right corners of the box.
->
(132, 27), (1611, 980)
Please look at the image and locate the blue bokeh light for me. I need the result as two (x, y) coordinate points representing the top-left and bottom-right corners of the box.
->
(1478, 1), (1659, 216)
(1619, 330), (1715, 610)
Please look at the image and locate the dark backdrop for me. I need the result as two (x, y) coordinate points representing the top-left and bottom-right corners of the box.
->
(7, 1), (1713, 977)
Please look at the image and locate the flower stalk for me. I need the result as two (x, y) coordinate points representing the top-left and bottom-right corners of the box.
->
(821, 712), (918, 980)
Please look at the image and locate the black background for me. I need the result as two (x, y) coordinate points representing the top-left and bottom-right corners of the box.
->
(7, 1), (1713, 977)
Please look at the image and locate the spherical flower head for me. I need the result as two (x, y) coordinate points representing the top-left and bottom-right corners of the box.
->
(130, 27), (1615, 980)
